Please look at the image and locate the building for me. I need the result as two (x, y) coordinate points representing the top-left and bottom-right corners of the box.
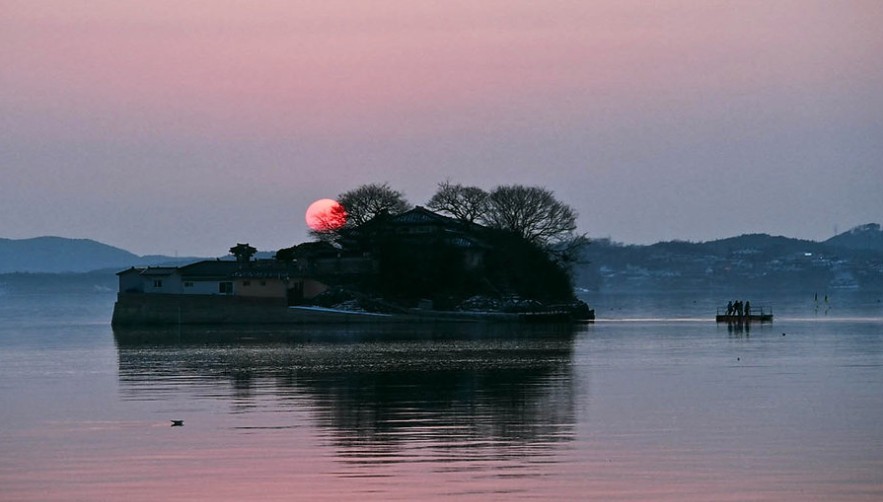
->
(344, 206), (489, 271)
(116, 259), (331, 305)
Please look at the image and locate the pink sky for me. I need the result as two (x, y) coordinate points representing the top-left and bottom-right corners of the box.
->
(2, 1), (881, 255)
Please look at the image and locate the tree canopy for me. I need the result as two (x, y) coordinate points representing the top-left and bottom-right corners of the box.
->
(483, 185), (578, 246)
(426, 181), (489, 223)
(287, 180), (586, 307)
(338, 182), (411, 227)
(426, 182), (579, 246)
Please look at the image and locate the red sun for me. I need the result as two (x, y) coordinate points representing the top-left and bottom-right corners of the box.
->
(305, 199), (347, 231)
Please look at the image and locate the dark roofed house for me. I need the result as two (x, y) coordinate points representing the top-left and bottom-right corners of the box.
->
(336, 207), (493, 303)
(351, 206), (479, 236)
(345, 206), (489, 272)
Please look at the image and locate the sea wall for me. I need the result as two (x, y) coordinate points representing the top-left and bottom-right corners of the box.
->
(112, 293), (286, 326)
(113, 293), (420, 326)
(111, 293), (591, 326)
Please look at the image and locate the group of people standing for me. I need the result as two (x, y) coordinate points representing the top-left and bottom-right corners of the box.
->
(726, 300), (751, 317)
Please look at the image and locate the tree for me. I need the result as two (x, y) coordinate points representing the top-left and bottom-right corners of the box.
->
(426, 180), (489, 223)
(307, 202), (348, 242)
(275, 241), (336, 262)
(482, 230), (576, 302)
(274, 246), (297, 263)
(229, 243), (257, 263)
(483, 185), (578, 246)
(338, 183), (411, 227)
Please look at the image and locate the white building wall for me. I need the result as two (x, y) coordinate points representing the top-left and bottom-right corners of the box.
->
(180, 280), (228, 295)
(141, 274), (183, 294)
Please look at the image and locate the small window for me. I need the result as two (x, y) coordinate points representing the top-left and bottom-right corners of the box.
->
(153, 280), (163, 288)
(260, 280), (266, 286)
(242, 280), (251, 287)
(184, 281), (194, 288)
(219, 282), (233, 294)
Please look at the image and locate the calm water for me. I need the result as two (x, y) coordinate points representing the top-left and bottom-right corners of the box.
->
(1, 285), (882, 501)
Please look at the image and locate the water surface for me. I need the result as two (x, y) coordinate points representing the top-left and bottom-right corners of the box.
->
(1, 287), (881, 500)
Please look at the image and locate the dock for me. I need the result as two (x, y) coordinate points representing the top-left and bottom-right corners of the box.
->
(715, 305), (773, 323)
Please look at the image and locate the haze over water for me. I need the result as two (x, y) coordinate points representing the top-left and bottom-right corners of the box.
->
(1, 286), (882, 500)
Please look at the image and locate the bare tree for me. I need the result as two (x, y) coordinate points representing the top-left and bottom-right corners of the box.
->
(308, 202), (348, 242)
(426, 180), (489, 223)
(338, 183), (411, 227)
(484, 185), (578, 246)
(311, 203), (348, 231)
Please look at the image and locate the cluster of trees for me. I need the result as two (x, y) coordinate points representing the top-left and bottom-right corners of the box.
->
(328, 181), (587, 304)
(241, 181), (586, 306)
(295, 181), (585, 306)
(326, 181), (582, 249)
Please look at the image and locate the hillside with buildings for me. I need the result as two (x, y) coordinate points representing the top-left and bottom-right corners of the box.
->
(4, 223), (881, 298)
(575, 224), (883, 293)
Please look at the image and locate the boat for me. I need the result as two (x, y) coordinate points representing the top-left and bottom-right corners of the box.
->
(715, 305), (773, 323)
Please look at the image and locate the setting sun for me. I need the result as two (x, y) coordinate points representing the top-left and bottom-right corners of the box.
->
(305, 198), (347, 231)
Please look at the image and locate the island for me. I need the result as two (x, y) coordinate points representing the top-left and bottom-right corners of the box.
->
(112, 205), (593, 326)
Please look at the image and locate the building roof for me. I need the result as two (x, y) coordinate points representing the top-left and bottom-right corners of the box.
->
(231, 259), (296, 279)
(175, 259), (298, 279)
(139, 267), (178, 276)
(353, 206), (484, 235)
(117, 259), (306, 281)
(341, 206), (491, 253)
(116, 267), (144, 276)
(389, 206), (459, 226)
(178, 260), (240, 278)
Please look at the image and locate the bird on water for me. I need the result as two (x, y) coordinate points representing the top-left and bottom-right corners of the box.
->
(170, 420), (184, 427)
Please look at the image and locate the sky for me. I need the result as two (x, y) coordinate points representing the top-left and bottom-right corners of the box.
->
(2, 1), (881, 256)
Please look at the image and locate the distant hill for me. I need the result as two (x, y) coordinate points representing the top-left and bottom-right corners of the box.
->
(576, 224), (883, 293)
(3, 224), (880, 291)
(824, 223), (883, 251)
(0, 237), (204, 273)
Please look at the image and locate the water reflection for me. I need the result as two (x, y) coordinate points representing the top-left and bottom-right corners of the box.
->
(725, 320), (750, 337)
(114, 324), (583, 461)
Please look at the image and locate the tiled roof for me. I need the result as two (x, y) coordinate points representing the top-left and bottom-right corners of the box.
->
(356, 206), (482, 232)
(177, 259), (296, 279)
(178, 260), (240, 278)
(232, 260), (295, 278)
(389, 206), (456, 225)
(139, 267), (178, 276)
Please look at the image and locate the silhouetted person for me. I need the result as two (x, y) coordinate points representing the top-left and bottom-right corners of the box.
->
(744, 301), (751, 317)
(726, 301), (734, 316)
(735, 301), (743, 318)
